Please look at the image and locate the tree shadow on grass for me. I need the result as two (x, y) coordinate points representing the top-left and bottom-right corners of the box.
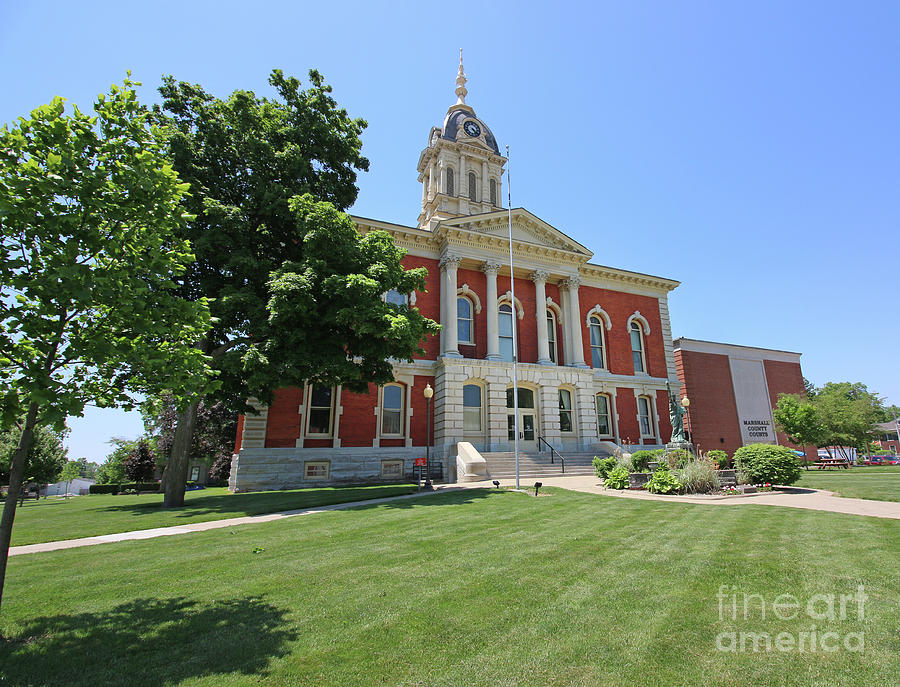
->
(0, 596), (297, 686)
(346, 486), (500, 511)
(93, 484), (421, 521)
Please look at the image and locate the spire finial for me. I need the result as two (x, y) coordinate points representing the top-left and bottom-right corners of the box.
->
(455, 48), (468, 106)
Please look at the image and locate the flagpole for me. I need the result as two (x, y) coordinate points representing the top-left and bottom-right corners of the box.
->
(506, 144), (520, 491)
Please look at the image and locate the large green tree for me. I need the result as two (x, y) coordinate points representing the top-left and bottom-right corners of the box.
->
(0, 425), (68, 485)
(154, 70), (438, 507)
(0, 78), (213, 612)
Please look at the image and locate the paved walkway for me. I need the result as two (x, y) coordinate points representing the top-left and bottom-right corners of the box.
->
(461, 475), (900, 519)
(9, 487), (462, 557)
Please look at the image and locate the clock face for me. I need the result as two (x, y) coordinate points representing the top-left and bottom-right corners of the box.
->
(463, 120), (481, 137)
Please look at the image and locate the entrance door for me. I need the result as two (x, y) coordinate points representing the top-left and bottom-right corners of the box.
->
(507, 387), (538, 452)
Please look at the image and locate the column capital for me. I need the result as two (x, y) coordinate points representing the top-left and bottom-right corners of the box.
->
(440, 253), (463, 269)
(561, 276), (582, 291)
(530, 269), (551, 284)
(481, 259), (502, 275)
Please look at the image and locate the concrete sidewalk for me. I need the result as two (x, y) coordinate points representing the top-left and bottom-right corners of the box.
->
(9, 487), (461, 557)
(462, 475), (900, 519)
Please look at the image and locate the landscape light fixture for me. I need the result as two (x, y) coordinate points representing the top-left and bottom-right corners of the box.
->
(534, 482), (542, 497)
(492, 480), (501, 489)
(423, 384), (434, 491)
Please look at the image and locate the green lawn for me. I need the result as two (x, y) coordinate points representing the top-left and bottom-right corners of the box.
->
(9, 484), (417, 546)
(796, 465), (900, 502)
(1, 488), (897, 686)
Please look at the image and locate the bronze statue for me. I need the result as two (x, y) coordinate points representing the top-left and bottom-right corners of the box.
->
(668, 382), (687, 443)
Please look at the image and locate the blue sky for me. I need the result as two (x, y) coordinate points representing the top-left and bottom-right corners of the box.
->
(3, 1), (898, 461)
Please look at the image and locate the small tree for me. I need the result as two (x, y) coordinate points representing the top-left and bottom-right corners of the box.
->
(59, 461), (81, 499)
(773, 393), (825, 469)
(0, 77), (214, 613)
(123, 440), (156, 482)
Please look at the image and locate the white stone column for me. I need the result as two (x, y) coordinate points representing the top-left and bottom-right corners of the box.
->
(563, 277), (587, 367)
(482, 260), (501, 360)
(440, 253), (462, 357)
(438, 158), (444, 195)
(558, 284), (572, 365)
(532, 270), (552, 365)
(481, 160), (489, 205)
(426, 165), (433, 201)
(458, 153), (466, 194)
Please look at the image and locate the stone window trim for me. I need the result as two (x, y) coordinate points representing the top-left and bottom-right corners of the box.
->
(304, 461), (330, 480)
(489, 178), (497, 206)
(378, 383), (406, 438)
(636, 393), (658, 440)
(558, 386), (576, 435)
(457, 284), (481, 347)
(585, 305), (613, 331)
(546, 309), (559, 365)
(384, 289), (416, 307)
(595, 392), (616, 439)
(381, 459), (404, 478)
(468, 171), (478, 201)
(301, 383), (339, 439)
(626, 311), (651, 336)
(462, 380), (486, 435)
(630, 320), (648, 375)
(588, 315), (608, 371)
(373, 376), (415, 447)
(457, 295), (476, 345)
(498, 291), (525, 319)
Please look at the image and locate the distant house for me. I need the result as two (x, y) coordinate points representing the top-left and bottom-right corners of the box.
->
(42, 478), (95, 497)
(875, 420), (900, 454)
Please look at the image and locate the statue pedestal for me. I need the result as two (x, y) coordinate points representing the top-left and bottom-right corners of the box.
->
(666, 441), (693, 455)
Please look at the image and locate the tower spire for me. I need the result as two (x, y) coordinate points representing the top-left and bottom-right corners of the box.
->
(455, 48), (468, 106)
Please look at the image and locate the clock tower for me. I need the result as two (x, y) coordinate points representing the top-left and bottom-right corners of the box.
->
(416, 52), (507, 230)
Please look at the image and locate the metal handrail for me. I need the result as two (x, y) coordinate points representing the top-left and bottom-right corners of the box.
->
(537, 436), (566, 474)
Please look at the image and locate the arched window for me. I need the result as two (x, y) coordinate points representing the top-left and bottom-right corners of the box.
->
(468, 172), (477, 201)
(590, 316), (606, 369)
(499, 303), (514, 362)
(559, 389), (574, 433)
(381, 384), (404, 436)
(630, 321), (646, 373)
(463, 384), (483, 432)
(385, 289), (407, 307)
(596, 394), (612, 437)
(637, 396), (654, 437)
(307, 385), (334, 436)
(490, 178), (497, 206)
(547, 310), (558, 364)
(457, 296), (473, 344)
(446, 167), (454, 196)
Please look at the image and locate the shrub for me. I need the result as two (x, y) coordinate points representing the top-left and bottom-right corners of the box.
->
(734, 444), (802, 486)
(123, 440), (156, 482)
(707, 450), (729, 469)
(89, 483), (120, 494)
(664, 448), (693, 469)
(646, 462), (682, 494)
(629, 450), (658, 472)
(593, 456), (619, 479)
(603, 465), (630, 489)
(678, 460), (721, 494)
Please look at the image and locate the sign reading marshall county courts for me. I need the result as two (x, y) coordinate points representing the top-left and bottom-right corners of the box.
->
(729, 358), (777, 445)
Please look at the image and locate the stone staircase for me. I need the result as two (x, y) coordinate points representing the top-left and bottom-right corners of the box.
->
(478, 448), (612, 479)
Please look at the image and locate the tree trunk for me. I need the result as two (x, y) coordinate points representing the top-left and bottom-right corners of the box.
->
(163, 401), (198, 508)
(0, 402), (40, 615)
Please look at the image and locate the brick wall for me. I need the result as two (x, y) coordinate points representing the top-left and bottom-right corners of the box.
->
(233, 414), (245, 453)
(577, 287), (665, 377)
(402, 255), (441, 360)
(456, 267), (488, 360)
(675, 349), (743, 456)
(339, 383), (378, 447)
(264, 387), (304, 448)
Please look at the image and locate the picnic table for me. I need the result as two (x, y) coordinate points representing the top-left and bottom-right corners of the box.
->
(814, 458), (850, 469)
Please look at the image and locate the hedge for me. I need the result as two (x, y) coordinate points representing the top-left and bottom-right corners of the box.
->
(89, 482), (161, 495)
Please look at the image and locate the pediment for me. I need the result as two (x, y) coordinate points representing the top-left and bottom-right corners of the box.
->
(438, 208), (593, 257)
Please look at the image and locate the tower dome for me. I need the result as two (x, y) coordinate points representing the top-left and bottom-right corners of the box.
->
(416, 52), (507, 229)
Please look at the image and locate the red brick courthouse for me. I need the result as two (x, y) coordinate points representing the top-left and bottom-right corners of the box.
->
(229, 65), (683, 491)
